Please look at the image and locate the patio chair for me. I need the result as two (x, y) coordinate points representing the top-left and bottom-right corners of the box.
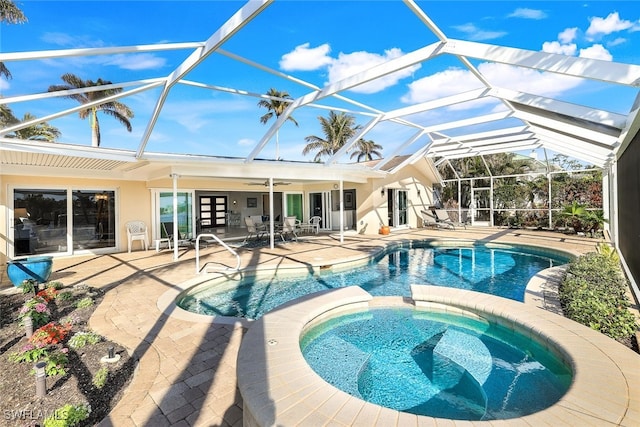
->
(300, 216), (321, 234)
(281, 216), (300, 241)
(125, 220), (149, 252)
(244, 216), (266, 242)
(161, 222), (191, 248)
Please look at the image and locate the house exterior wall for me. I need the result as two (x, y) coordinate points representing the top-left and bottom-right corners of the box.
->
(1, 160), (438, 263)
(356, 161), (436, 235)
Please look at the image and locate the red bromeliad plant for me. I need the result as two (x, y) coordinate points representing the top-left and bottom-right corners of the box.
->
(36, 287), (58, 302)
(29, 322), (71, 347)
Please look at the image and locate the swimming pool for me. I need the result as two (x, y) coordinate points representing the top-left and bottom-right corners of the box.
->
(301, 306), (572, 420)
(178, 241), (571, 319)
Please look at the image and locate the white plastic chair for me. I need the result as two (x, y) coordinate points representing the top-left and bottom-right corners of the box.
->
(125, 220), (149, 252)
(299, 216), (321, 234)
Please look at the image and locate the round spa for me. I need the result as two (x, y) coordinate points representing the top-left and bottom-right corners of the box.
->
(300, 306), (571, 420)
(237, 285), (638, 426)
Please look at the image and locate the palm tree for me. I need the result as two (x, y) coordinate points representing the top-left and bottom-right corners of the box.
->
(0, 0), (27, 79)
(559, 201), (587, 232)
(303, 111), (362, 162)
(257, 88), (298, 160)
(8, 112), (61, 141)
(350, 138), (383, 162)
(48, 74), (133, 147)
(0, 103), (18, 126)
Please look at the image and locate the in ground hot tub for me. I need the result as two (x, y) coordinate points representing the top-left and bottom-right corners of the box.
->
(237, 286), (639, 426)
(301, 306), (571, 420)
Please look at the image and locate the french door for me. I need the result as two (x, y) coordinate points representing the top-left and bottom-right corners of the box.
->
(387, 189), (408, 227)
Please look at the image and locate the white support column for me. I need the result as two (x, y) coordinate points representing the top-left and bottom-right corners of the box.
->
(339, 180), (344, 244)
(269, 177), (275, 249)
(548, 173), (553, 229)
(172, 173), (179, 262)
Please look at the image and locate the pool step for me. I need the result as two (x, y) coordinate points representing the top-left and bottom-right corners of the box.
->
(303, 335), (369, 398)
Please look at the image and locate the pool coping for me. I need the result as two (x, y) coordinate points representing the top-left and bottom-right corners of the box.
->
(236, 286), (640, 426)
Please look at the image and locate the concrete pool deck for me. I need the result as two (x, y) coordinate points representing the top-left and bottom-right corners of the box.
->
(1, 227), (638, 426)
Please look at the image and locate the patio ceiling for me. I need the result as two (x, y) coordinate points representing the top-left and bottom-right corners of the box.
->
(1, 0), (640, 178)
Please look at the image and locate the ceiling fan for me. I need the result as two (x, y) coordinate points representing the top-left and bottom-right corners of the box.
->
(246, 180), (291, 187)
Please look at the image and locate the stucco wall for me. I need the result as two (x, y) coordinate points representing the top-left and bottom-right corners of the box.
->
(356, 161), (436, 235)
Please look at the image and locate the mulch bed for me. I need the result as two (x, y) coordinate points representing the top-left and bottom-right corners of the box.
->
(0, 284), (135, 427)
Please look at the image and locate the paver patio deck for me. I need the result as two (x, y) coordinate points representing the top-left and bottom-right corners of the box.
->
(1, 227), (636, 426)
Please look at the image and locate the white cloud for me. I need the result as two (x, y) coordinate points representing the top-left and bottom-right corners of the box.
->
(477, 62), (583, 97)
(558, 27), (578, 44)
(607, 37), (627, 47)
(542, 41), (577, 56)
(104, 54), (166, 70)
(586, 12), (635, 37)
(508, 8), (547, 20)
(163, 98), (252, 132)
(280, 44), (418, 94)
(579, 44), (613, 61)
(279, 43), (333, 71)
(238, 138), (255, 146)
(402, 63), (584, 107)
(401, 67), (483, 103)
(0, 79), (9, 91)
(452, 23), (507, 41)
(41, 32), (105, 48)
(327, 48), (419, 94)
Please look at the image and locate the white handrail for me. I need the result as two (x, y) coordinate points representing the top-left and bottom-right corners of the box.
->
(195, 233), (241, 274)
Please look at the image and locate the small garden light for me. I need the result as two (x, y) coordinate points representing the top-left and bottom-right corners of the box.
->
(35, 361), (46, 397)
(24, 316), (33, 338)
(101, 346), (121, 364)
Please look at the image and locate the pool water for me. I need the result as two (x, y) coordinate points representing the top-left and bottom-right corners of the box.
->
(178, 243), (569, 319)
(300, 307), (572, 420)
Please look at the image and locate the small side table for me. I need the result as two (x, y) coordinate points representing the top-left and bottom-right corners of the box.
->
(154, 238), (172, 252)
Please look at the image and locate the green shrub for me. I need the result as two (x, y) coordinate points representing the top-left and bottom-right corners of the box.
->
(75, 297), (94, 309)
(560, 252), (639, 341)
(43, 403), (91, 427)
(68, 331), (102, 349)
(46, 281), (64, 290)
(57, 291), (74, 301)
(20, 279), (37, 294)
(92, 367), (108, 389)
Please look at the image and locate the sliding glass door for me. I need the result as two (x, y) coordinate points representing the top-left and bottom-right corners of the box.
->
(157, 191), (194, 239)
(12, 188), (116, 257)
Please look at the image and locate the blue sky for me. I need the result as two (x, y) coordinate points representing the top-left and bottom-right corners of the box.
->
(2, 1), (640, 162)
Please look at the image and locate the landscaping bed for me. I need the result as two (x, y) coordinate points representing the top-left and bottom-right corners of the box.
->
(0, 282), (135, 426)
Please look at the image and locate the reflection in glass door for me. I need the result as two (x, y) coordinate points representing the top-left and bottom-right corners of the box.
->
(159, 192), (194, 238)
(285, 193), (303, 221)
(471, 187), (491, 226)
(12, 188), (116, 257)
(72, 190), (116, 251)
(387, 189), (408, 227)
(309, 192), (329, 229)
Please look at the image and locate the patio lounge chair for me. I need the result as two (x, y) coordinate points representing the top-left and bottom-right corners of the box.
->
(420, 210), (438, 228)
(433, 209), (456, 230)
